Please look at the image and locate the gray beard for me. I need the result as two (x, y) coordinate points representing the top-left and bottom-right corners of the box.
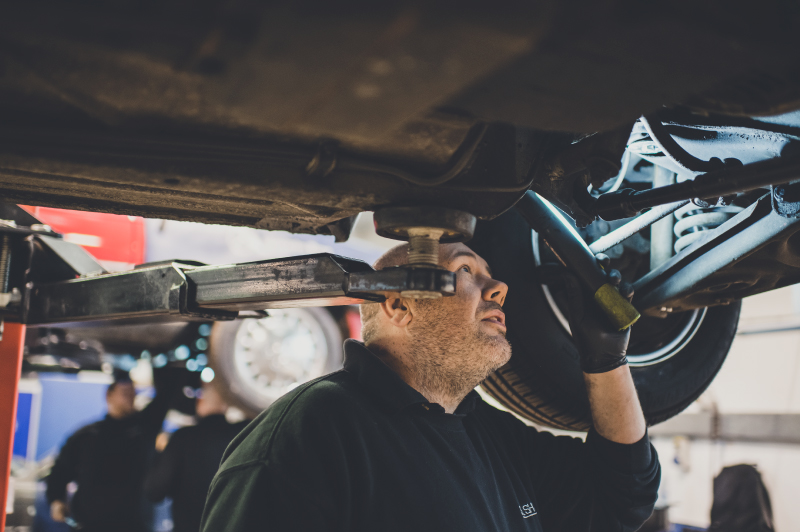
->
(406, 303), (512, 404)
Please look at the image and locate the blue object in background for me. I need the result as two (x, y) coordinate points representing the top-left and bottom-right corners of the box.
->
(14, 380), (43, 463)
(13, 392), (33, 459)
(36, 375), (109, 460)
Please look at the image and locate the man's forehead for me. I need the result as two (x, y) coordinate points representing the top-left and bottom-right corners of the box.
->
(372, 242), (492, 276)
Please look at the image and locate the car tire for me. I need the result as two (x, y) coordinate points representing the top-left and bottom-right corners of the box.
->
(469, 208), (741, 431)
(208, 307), (344, 417)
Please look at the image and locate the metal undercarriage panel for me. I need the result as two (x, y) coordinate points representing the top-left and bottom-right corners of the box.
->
(3, 0), (800, 231)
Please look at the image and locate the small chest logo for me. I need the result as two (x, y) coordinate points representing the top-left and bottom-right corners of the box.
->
(519, 502), (537, 519)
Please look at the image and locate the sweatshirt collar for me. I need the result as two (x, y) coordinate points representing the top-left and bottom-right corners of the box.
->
(198, 413), (229, 425)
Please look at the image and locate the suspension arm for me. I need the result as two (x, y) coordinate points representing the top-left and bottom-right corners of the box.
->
(632, 193), (800, 313)
(593, 156), (800, 220)
(588, 200), (689, 254)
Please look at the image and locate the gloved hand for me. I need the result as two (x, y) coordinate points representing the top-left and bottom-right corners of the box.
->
(538, 254), (633, 374)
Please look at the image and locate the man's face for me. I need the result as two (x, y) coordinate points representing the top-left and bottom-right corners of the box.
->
(107, 382), (136, 419)
(406, 243), (511, 378)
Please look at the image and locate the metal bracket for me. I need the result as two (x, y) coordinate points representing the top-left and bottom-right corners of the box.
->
(26, 262), (237, 325)
(772, 183), (800, 218)
(36, 235), (107, 277)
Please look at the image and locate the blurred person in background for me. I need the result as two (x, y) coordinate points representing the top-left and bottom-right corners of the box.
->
(145, 384), (248, 532)
(46, 369), (183, 532)
(708, 464), (774, 532)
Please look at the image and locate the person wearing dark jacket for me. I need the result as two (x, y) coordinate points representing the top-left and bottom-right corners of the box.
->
(708, 464), (774, 532)
(46, 370), (181, 532)
(201, 243), (661, 532)
(144, 384), (246, 532)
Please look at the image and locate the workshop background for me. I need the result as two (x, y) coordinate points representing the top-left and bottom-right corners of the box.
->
(647, 285), (800, 531)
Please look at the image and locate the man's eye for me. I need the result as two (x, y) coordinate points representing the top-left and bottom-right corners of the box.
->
(459, 265), (471, 273)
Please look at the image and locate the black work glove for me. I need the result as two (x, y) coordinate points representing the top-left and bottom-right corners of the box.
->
(538, 254), (632, 374)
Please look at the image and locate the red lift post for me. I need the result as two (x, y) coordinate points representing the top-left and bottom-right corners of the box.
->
(0, 322), (26, 529)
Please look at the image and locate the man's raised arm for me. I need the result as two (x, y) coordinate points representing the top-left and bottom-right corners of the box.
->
(584, 366), (646, 444)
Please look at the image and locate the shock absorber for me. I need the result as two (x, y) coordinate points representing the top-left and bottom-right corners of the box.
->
(673, 203), (744, 253)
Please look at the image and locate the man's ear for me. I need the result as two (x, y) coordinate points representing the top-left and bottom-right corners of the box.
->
(379, 297), (413, 329)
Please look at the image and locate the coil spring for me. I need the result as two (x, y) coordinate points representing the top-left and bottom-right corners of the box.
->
(673, 203), (744, 254)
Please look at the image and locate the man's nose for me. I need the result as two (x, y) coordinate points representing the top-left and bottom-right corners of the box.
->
(482, 278), (508, 306)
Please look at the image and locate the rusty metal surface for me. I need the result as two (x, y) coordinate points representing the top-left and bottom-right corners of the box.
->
(0, 122), (539, 234)
(24, 254), (456, 324)
(0, 2), (537, 167)
(188, 255), (375, 310)
(26, 264), (198, 325)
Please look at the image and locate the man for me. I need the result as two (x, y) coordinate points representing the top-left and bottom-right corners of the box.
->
(145, 384), (248, 532)
(47, 371), (181, 532)
(201, 242), (660, 531)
